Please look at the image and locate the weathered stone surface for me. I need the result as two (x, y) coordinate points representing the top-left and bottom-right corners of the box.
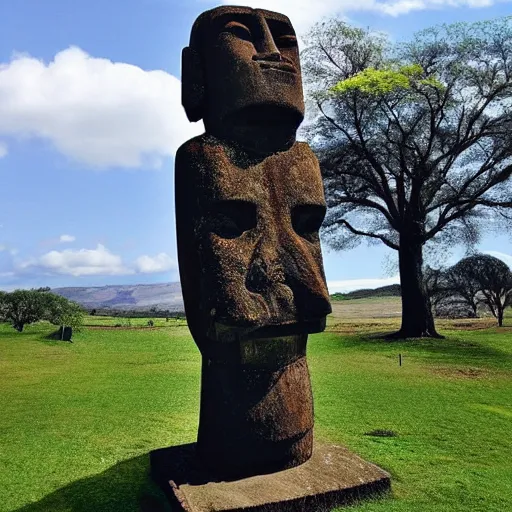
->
(174, 5), (332, 477)
(150, 443), (391, 512)
(175, 136), (331, 355)
(182, 6), (305, 154)
(196, 352), (314, 477)
(175, 136), (330, 474)
(58, 326), (72, 341)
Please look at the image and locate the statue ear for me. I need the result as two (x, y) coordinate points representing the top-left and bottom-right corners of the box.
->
(182, 47), (205, 122)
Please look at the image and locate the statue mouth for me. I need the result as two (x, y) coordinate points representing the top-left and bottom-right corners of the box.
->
(208, 317), (327, 343)
(258, 61), (297, 74)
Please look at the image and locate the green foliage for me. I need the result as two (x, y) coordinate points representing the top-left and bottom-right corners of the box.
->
(330, 292), (349, 301)
(43, 294), (84, 331)
(0, 289), (84, 332)
(330, 63), (444, 96)
(331, 67), (411, 95)
(114, 317), (132, 328)
(0, 289), (47, 332)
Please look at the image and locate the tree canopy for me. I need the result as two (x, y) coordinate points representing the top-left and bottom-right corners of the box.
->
(429, 254), (511, 325)
(457, 254), (510, 326)
(302, 16), (512, 338)
(0, 289), (84, 333)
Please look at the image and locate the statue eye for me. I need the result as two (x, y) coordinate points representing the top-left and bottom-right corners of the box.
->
(276, 35), (297, 48)
(208, 200), (257, 239)
(223, 21), (253, 42)
(291, 204), (326, 241)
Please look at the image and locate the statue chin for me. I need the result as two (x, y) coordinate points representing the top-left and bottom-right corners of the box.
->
(207, 104), (304, 155)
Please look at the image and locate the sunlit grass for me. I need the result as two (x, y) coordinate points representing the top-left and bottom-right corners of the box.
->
(0, 304), (511, 512)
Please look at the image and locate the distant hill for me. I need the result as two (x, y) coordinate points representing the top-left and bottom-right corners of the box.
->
(330, 284), (401, 301)
(52, 282), (184, 313)
(51, 281), (400, 314)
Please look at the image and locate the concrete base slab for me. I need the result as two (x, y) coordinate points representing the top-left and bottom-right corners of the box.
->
(150, 442), (391, 512)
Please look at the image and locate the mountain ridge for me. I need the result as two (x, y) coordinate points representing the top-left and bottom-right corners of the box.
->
(52, 282), (184, 312)
(51, 282), (401, 312)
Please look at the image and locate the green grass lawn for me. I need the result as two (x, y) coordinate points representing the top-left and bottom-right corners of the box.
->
(1, 312), (511, 511)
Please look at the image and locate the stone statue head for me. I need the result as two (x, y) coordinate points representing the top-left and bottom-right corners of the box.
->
(182, 6), (305, 153)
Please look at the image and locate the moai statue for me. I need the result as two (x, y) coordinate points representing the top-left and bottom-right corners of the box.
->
(176, 5), (332, 478)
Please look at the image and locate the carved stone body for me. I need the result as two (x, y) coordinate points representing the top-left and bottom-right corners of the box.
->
(176, 6), (331, 477)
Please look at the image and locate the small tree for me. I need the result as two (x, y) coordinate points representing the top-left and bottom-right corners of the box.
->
(454, 254), (512, 326)
(444, 260), (483, 317)
(1, 290), (46, 331)
(43, 294), (84, 332)
(0, 289), (84, 333)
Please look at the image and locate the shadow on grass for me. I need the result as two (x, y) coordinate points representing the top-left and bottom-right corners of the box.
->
(337, 331), (512, 365)
(13, 454), (171, 512)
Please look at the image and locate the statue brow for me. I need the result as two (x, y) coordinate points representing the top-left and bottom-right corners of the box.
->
(211, 12), (253, 25)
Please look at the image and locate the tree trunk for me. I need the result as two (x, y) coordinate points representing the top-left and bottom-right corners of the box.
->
(497, 306), (504, 327)
(391, 233), (442, 339)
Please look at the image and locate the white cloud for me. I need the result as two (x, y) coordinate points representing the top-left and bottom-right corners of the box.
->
(135, 252), (177, 274)
(377, 0), (496, 16)
(14, 245), (178, 278)
(59, 234), (76, 243)
(0, 141), (7, 158)
(19, 244), (133, 277)
(484, 251), (512, 269)
(225, 0), (508, 31)
(327, 275), (400, 293)
(0, 47), (202, 169)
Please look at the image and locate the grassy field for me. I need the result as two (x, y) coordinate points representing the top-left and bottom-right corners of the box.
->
(0, 300), (511, 511)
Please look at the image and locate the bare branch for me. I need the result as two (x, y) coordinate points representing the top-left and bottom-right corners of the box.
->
(335, 219), (399, 249)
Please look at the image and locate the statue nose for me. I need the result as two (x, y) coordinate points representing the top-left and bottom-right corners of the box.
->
(245, 232), (331, 320)
(253, 14), (281, 61)
(288, 276), (332, 319)
(246, 256), (285, 294)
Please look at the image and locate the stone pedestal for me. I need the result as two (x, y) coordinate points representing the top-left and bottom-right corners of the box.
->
(150, 442), (391, 512)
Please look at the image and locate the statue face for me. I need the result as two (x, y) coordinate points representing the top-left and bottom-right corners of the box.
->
(185, 6), (305, 152)
(175, 140), (332, 352)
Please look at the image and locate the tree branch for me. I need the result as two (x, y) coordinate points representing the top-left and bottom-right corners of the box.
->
(336, 219), (399, 250)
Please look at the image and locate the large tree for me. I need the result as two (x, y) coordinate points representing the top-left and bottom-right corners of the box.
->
(302, 17), (512, 338)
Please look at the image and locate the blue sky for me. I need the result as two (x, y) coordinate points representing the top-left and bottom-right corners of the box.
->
(0, 0), (511, 292)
